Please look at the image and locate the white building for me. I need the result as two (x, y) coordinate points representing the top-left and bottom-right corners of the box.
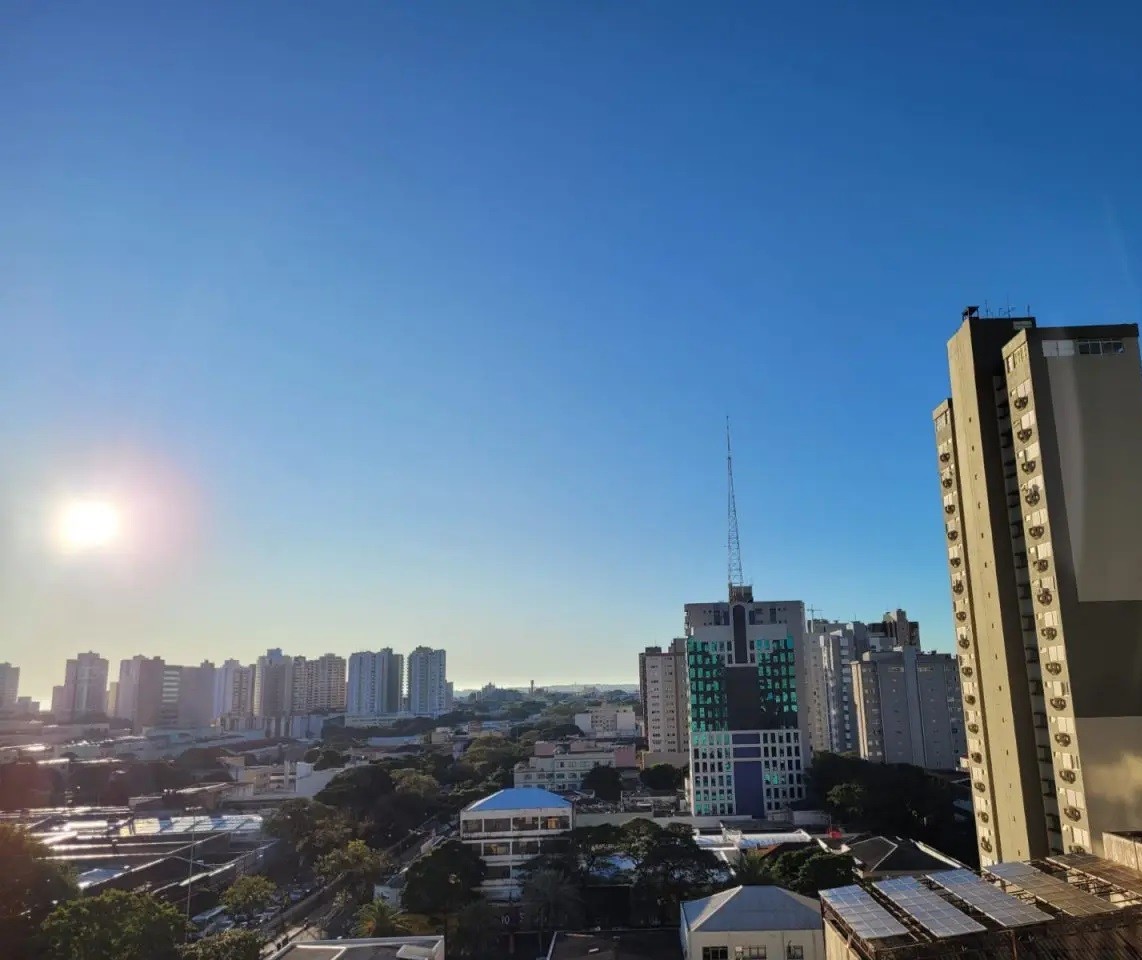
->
(573, 705), (637, 737)
(681, 886), (825, 960)
(290, 654), (347, 713)
(459, 787), (573, 900)
(0, 663), (20, 711)
(513, 742), (637, 790)
(213, 659), (254, 721)
(55, 652), (109, 720)
(252, 649), (293, 720)
(640, 638), (691, 760)
(685, 594), (809, 819)
(408, 647), (447, 718)
(347, 649), (404, 716)
(851, 645), (966, 770)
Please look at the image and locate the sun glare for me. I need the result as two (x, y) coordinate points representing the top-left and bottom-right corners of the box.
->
(56, 500), (123, 553)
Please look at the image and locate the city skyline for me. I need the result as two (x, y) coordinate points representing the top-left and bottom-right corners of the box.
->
(6, 5), (1142, 701)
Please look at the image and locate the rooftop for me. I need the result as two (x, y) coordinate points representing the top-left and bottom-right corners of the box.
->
(843, 835), (964, 875)
(682, 885), (822, 933)
(465, 787), (572, 812)
(547, 929), (682, 960)
(270, 936), (444, 960)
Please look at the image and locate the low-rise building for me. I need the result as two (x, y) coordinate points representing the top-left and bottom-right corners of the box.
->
(574, 705), (637, 737)
(513, 741), (636, 791)
(682, 885), (826, 960)
(459, 787), (573, 900)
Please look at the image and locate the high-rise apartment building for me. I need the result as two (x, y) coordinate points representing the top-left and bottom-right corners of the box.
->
(213, 659), (254, 720)
(0, 663), (19, 710)
(347, 649), (404, 716)
(291, 654), (347, 713)
(850, 646), (965, 769)
(934, 307), (1142, 863)
(55, 652), (109, 720)
(115, 656), (166, 730)
(408, 646), (447, 718)
(176, 661), (216, 727)
(639, 639), (690, 758)
(685, 591), (809, 818)
(252, 648), (293, 720)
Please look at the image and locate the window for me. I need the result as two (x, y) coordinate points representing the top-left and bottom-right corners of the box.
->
(787, 947), (805, 960)
(735, 948), (766, 959)
(702, 948), (729, 960)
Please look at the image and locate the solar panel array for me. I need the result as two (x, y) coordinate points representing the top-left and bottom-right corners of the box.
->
(821, 885), (910, 940)
(872, 876), (986, 938)
(988, 861), (1116, 917)
(929, 868), (1052, 927)
(1048, 852), (1142, 899)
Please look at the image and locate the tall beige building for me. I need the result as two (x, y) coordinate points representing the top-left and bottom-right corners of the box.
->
(638, 639), (689, 759)
(934, 306), (1142, 865)
(291, 654), (347, 713)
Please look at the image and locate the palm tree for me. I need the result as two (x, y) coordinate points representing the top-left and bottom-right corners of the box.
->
(733, 851), (775, 886)
(521, 869), (583, 942)
(355, 900), (412, 938)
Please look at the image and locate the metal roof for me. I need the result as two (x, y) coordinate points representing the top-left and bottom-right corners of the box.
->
(683, 885), (822, 933)
(464, 787), (571, 812)
(987, 862), (1117, 918)
(928, 868), (1052, 928)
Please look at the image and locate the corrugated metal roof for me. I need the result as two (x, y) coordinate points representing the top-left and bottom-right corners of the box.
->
(683, 885), (822, 932)
(464, 787), (572, 812)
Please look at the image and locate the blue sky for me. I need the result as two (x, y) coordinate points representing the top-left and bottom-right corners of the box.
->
(3, 3), (1141, 700)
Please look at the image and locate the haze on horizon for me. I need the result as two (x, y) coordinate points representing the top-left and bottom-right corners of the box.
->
(3, 3), (1141, 702)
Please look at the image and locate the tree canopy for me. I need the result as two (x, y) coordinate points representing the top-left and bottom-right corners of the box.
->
(402, 840), (486, 916)
(178, 930), (262, 960)
(221, 875), (277, 916)
(734, 847), (852, 896)
(317, 839), (391, 903)
(638, 763), (685, 791)
(581, 764), (623, 802)
(0, 823), (78, 960)
(264, 798), (354, 864)
(42, 889), (187, 960)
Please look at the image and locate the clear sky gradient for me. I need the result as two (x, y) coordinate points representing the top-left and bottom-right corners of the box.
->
(3, 3), (1141, 701)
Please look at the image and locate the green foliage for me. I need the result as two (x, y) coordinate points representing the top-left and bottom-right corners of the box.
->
(521, 869), (584, 935)
(317, 840), (391, 903)
(401, 840), (486, 916)
(264, 798), (354, 864)
(638, 763), (685, 791)
(393, 769), (441, 802)
(0, 823), (77, 960)
(733, 851), (777, 886)
(220, 874), (277, 915)
(630, 827), (722, 924)
(303, 747), (322, 763)
(449, 897), (500, 959)
(42, 889), (186, 960)
(178, 929), (262, 960)
(313, 749), (348, 771)
(315, 764), (395, 818)
(462, 736), (526, 781)
(354, 900), (411, 937)
(734, 847), (852, 895)
(581, 764), (623, 802)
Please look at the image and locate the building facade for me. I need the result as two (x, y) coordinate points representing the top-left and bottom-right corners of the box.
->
(639, 639), (690, 755)
(513, 742), (637, 791)
(685, 591), (809, 818)
(459, 788), (574, 899)
(115, 656), (166, 730)
(850, 646), (966, 769)
(56, 652), (109, 720)
(408, 647), (447, 718)
(213, 659), (254, 721)
(0, 663), (19, 711)
(934, 307), (1142, 864)
(252, 649), (293, 720)
(290, 654), (347, 713)
(347, 649), (404, 716)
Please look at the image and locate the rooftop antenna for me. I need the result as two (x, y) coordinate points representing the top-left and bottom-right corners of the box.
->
(726, 417), (750, 601)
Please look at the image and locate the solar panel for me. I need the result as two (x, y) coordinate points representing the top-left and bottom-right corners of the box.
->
(821, 885), (910, 940)
(987, 861), (1117, 917)
(929, 869), (1052, 928)
(1048, 853), (1142, 899)
(872, 877), (986, 938)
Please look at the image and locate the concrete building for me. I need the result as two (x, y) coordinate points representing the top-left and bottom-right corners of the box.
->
(177, 661), (216, 728)
(408, 647), (447, 718)
(347, 649), (403, 716)
(252, 649), (293, 720)
(850, 647), (965, 770)
(682, 886), (825, 960)
(513, 741), (637, 790)
(0, 663), (20, 710)
(115, 656), (165, 729)
(213, 659), (254, 721)
(639, 640), (690, 756)
(934, 307), (1142, 864)
(55, 652), (109, 720)
(460, 787), (574, 899)
(290, 654), (347, 713)
(574, 704), (637, 737)
(685, 592), (809, 819)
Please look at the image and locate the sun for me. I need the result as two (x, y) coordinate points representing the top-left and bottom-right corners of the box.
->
(56, 500), (123, 553)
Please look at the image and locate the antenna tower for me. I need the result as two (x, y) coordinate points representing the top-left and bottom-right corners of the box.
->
(726, 417), (745, 597)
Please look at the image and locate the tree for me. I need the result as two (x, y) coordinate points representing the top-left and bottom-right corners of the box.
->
(0, 823), (78, 960)
(354, 901), (411, 937)
(315, 764), (395, 819)
(221, 875), (277, 916)
(521, 869), (583, 940)
(179, 930), (262, 960)
(581, 764), (623, 802)
(793, 852), (852, 895)
(825, 782), (868, 822)
(631, 830), (722, 925)
(733, 851), (776, 886)
(313, 749), (347, 771)
(317, 840), (391, 903)
(402, 840), (486, 916)
(42, 889), (186, 960)
(264, 798), (353, 864)
(393, 769), (441, 803)
(450, 897), (500, 959)
(638, 763), (684, 792)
